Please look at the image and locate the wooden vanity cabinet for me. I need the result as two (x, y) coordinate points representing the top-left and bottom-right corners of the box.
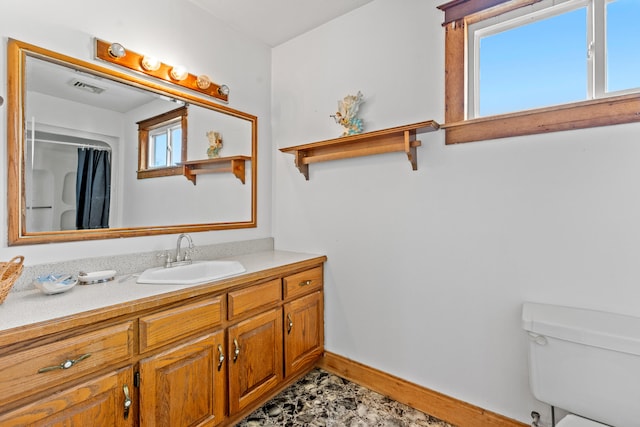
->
(283, 266), (324, 377)
(0, 366), (134, 427)
(137, 296), (226, 427)
(0, 258), (325, 427)
(0, 320), (135, 427)
(139, 331), (227, 427)
(227, 308), (283, 415)
(284, 291), (324, 377)
(0, 320), (134, 408)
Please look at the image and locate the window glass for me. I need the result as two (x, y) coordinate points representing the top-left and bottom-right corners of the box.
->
(137, 106), (187, 178)
(606, 0), (640, 93)
(439, 0), (640, 144)
(478, 6), (586, 116)
(170, 127), (182, 166)
(152, 132), (168, 167)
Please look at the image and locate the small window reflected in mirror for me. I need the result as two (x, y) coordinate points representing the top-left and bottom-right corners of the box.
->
(137, 106), (188, 179)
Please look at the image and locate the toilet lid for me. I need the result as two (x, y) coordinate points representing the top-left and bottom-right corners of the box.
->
(557, 415), (608, 427)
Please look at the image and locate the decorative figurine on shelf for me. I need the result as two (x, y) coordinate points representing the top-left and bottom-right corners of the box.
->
(206, 131), (223, 158)
(330, 91), (364, 136)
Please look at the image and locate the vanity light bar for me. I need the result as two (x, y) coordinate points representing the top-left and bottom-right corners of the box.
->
(94, 39), (229, 102)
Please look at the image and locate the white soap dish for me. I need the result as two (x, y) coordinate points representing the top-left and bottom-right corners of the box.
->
(34, 274), (78, 295)
(78, 270), (117, 285)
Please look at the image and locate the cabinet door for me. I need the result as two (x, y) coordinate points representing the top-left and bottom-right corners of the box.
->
(227, 308), (283, 415)
(284, 291), (324, 377)
(139, 331), (226, 427)
(0, 366), (134, 427)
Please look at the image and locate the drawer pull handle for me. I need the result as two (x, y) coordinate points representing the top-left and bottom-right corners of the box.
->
(217, 344), (225, 371)
(233, 338), (240, 363)
(123, 384), (132, 420)
(299, 280), (313, 287)
(287, 313), (293, 334)
(37, 353), (92, 373)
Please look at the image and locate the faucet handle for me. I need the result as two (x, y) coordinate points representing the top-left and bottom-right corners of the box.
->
(183, 249), (192, 262)
(157, 251), (173, 267)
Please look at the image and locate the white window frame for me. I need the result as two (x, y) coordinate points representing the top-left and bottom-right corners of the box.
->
(148, 121), (182, 168)
(137, 105), (187, 179)
(466, 0), (636, 119)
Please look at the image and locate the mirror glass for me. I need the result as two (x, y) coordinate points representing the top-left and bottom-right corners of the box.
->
(8, 39), (257, 245)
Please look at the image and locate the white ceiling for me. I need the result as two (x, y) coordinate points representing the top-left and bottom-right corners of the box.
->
(27, 56), (161, 112)
(27, 1), (377, 111)
(187, 0), (375, 47)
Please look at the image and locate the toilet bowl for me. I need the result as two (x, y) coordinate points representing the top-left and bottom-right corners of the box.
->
(556, 414), (608, 427)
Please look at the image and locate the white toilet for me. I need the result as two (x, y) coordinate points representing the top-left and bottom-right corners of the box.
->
(522, 302), (640, 427)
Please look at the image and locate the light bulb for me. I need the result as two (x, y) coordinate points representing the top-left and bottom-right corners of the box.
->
(196, 75), (211, 90)
(141, 56), (161, 71)
(217, 84), (230, 96)
(170, 65), (188, 81)
(108, 43), (126, 59)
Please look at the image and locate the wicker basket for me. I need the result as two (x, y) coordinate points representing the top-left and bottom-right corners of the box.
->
(0, 255), (25, 304)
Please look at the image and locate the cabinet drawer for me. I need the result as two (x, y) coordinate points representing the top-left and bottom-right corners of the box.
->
(228, 279), (281, 320)
(0, 366), (133, 427)
(139, 296), (223, 353)
(0, 321), (134, 408)
(283, 267), (323, 299)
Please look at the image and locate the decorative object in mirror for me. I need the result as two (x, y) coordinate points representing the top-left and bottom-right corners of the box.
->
(6, 38), (257, 245)
(207, 131), (223, 158)
(95, 39), (229, 102)
(330, 91), (364, 136)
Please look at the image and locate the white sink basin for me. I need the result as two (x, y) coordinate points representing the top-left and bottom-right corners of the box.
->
(136, 260), (246, 285)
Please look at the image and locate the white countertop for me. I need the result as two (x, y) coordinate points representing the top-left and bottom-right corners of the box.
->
(0, 250), (324, 333)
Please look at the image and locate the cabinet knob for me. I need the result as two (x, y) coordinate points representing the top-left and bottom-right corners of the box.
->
(123, 384), (132, 420)
(233, 338), (240, 362)
(217, 344), (225, 371)
(299, 279), (313, 287)
(287, 313), (293, 334)
(37, 353), (92, 373)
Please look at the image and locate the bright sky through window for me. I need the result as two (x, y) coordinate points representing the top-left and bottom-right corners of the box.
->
(607, 0), (640, 92)
(475, 0), (640, 118)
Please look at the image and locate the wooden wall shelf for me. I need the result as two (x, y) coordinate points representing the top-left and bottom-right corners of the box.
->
(279, 120), (439, 180)
(181, 156), (250, 185)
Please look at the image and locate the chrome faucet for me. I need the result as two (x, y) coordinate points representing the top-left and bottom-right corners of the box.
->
(175, 233), (194, 262)
(163, 233), (194, 267)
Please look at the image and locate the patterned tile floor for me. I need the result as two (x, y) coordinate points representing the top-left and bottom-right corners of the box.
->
(237, 369), (455, 427)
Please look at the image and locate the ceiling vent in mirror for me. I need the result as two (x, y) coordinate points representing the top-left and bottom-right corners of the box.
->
(68, 78), (106, 94)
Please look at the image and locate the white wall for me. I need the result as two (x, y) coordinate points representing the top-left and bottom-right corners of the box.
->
(3, 0), (640, 423)
(0, 0), (272, 263)
(120, 101), (252, 227)
(272, 0), (640, 424)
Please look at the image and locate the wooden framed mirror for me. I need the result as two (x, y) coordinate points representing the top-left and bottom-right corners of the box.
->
(7, 38), (257, 245)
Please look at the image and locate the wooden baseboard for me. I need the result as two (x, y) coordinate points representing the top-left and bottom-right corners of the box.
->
(318, 352), (527, 427)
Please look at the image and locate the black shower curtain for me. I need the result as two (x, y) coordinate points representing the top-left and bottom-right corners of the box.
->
(76, 148), (111, 229)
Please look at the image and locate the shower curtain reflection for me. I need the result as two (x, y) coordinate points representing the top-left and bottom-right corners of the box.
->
(76, 148), (111, 229)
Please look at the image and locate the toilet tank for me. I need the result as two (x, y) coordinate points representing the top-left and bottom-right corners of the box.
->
(522, 302), (640, 427)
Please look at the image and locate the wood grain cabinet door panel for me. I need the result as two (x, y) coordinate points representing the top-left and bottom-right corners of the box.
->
(284, 291), (324, 377)
(0, 366), (134, 427)
(227, 308), (283, 415)
(138, 331), (226, 427)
